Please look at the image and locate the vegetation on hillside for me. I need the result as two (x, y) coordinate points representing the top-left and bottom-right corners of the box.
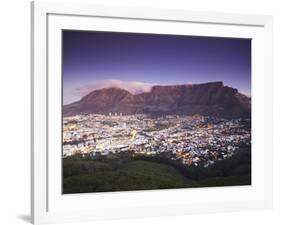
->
(63, 148), (251, 194)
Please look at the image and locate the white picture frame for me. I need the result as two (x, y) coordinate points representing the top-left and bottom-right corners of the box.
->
(31, 1), (274, 224)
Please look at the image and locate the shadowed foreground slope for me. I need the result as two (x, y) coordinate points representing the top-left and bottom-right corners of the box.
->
(63, 150), (251, 194)
(64, 161), (199, 193)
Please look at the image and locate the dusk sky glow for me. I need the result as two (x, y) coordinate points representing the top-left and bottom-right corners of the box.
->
(63, 30), (251, 104)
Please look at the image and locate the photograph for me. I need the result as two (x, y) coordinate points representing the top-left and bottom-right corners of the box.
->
(62, 30), (251, 194)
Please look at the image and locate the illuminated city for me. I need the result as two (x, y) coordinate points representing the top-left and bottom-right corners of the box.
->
(63, 113), (251, 168)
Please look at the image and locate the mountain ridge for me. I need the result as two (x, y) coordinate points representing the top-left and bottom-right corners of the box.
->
(63, 81), (251, 118)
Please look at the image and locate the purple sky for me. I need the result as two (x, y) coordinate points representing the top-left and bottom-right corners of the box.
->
(63, 30), (251, 104)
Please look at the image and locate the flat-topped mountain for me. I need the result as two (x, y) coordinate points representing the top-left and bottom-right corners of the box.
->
(63, 82), (251, 118)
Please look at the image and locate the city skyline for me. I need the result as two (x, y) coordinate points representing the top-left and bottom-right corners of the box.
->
(63, 30), (251, 105)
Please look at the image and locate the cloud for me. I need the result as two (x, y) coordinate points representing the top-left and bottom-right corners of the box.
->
(64, 80), (156, 105)
(77, 80), (155, 96)
(239, 90), (251, 97)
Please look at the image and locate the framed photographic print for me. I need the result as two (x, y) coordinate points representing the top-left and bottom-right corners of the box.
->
(31, 1), (273, 224)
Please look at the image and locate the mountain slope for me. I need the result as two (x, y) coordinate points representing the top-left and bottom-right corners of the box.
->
(63, 82), (251, 118)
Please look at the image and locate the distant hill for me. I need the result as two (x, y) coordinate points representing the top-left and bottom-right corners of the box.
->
(63, 81), (251, 118)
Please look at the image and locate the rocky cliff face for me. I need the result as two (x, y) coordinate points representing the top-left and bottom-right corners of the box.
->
(63, 82), (251, 118)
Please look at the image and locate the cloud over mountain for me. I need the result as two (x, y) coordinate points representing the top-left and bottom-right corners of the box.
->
(77, 80), (154, 96)
(63, 80), (155, 105)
